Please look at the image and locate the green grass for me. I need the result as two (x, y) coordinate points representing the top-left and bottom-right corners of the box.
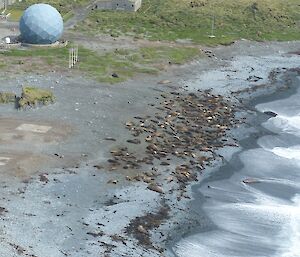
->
(0, 88), (54, 108)
(0, 92), (16, 104)
(6, 9), (23, 22)
(63, 10), (74, 21)
(0, 60), (6, 69)
(6, 1), (76, 22)
(7, 0), (90, 16)
(1, 46), (69, 58)
(76, 0), (300, 44)
(0, 44), (201, 83)
(0, 46), (69, 72)
(139, 46), (200, 64)
(78, 45), (200, 83)
(18, 86), (55, 108)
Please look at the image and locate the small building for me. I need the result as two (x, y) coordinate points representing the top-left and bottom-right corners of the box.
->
(96, 0), (142, 12)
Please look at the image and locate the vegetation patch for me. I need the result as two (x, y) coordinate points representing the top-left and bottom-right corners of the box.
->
(62, 10), (74, 22)
(18, 86), (55, 109)
(0, 45), (201, 83)
(7, 4), (74, 22)
(76, 0), (300, 44)
(7, 0), (90, 16)
(0, 92), (16, 104)
(6, 9), (23, 22)
(0, 87), (55, 109)
(78, 45), (200, 83)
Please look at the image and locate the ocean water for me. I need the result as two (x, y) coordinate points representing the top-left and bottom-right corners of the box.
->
(174, 73), (300, 257)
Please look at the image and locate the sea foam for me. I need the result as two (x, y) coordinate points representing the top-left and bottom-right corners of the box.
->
(271, 146), (300, 160)
(268, 115), (300, 137)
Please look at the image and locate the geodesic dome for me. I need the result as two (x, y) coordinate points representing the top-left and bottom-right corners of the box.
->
(19, 4), (63, 44)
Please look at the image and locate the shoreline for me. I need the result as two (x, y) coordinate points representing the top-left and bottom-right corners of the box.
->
(168, 67), (300, 254)
(0, 40), (299, 256)
(171, 68), (300, 257)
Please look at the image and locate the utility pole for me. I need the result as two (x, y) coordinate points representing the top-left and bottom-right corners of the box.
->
(209, 15), (216, 38)
(208, 1), (216, 38)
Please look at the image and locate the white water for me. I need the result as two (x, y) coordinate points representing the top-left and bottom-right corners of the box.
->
(267, 115), (300, 137)
(174, 75), (300, 257)
(272, 146), (300, 160)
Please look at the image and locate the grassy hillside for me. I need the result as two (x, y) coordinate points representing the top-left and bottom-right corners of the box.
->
(6, 0), (90, 21)
(9, 0), (90, 14)
(77, 0), (300, 44)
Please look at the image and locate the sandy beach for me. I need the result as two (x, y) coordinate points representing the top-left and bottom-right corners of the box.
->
(0, 39), (299, 257)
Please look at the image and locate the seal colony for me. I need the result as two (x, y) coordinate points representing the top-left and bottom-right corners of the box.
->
(94, 88), (239, 250)
(102, 90), (237, 185)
